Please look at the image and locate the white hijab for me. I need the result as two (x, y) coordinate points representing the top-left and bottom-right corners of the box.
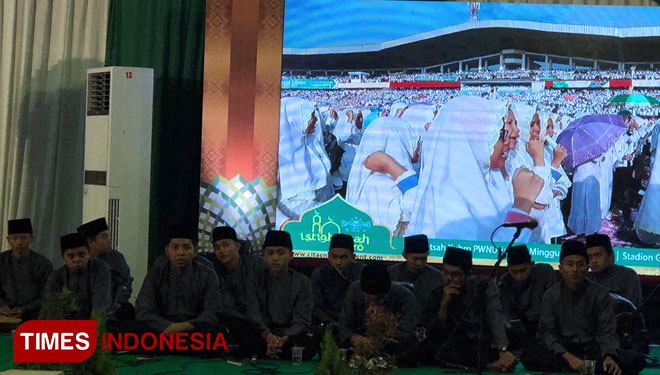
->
(346, 117), (419, 231)
(400, 104), (435, 135)
(543, 112), (572, 240)
(389, 102), (407, 117)
(515, 103), (537, 144)
(333, 109), (362, 181)
(529, 111), (570, 243)
(278, 97), (331, 202)
(333, 109), (355, 142)
(554, 114), (565, 136)
(506, 103), (537, 175)
(333, 108), (372, 141)
(635, 133), (660, 244)
(317, 106), (337, 132)
(409, 96), (518, 241)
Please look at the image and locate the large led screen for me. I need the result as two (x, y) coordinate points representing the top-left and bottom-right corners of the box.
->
(276, 1), (660, 272)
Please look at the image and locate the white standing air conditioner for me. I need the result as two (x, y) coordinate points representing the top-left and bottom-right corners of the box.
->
(84, 67), (154, 301)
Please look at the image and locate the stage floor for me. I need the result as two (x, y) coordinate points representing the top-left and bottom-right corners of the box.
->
(1, 333), (658, 375)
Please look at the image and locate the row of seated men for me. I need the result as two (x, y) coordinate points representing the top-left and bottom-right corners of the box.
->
(0, 217), (650, 374)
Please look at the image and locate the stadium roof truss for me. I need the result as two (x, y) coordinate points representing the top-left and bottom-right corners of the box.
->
(283, 49), (660, 77)
(283, 20), (660, 56)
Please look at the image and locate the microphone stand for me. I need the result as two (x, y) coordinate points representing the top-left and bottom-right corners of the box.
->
(638, 282), (660, 312)
(435, 225), (523, 374)
(475, 226), (522, 374)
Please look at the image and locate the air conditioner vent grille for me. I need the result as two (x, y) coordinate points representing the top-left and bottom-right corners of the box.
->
(87, 72), (111, 116)
(108, 198), (120, 250)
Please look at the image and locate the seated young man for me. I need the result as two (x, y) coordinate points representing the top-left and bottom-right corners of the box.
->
(131, 226), (223, 356)
(586, 233), (642, 307)
(44, 232), (113, 319)
(339, 262), (419, 367)
(153, 249), (214, 269)
(387, 234), (442, 326)
(245, 230), (316, 361)
(521, 240), (647, 375)
(424, 247), (515, 372)
(586, 234), (650, 354)
(77, 217), (134, 320)
(199, 226), (267, 355)
(311, 233), (364, 325)
(498, 244), (555, 349)
(0, 219), (53, 321)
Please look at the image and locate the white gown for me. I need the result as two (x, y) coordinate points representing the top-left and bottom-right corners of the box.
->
(400, 104), (435, 134)
(333, 109), (364, 187)
(410, 96), (529, 242)
(506, 106), (553, 243)
(568, 157), (605, 236)
(635, 133), (660, 245)
(599, 149), (615, 219)
(346, 117), (419, 232)
(276, 97), (332, 227)
(568, 128), (629, 236)
(544, 142), (571, 240)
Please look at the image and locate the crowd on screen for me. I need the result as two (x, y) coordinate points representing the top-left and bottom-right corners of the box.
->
(283, 68), (660, 83)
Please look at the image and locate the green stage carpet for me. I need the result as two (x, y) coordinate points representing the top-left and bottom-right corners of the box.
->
(1, 333), (658, 375)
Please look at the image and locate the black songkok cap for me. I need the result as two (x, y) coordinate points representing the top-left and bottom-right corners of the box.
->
(443, 246), (472, 274)
(404, 234), (429, 254)
(329, 233), (354, 251)
(360, 262), (391, 296)
(507, 244), (532, 266)
(168, 224), (198, 242)
(263, 230), (293, 250)
(8, 219), (32, 235)
(560, 240), (588, 263)
(212, 226), (238, 243)
(60, 232), (88, 254)
(77, 217), (109, 237)
(585, 233), (613, 254)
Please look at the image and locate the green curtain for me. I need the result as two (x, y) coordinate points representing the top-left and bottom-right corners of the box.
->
(105, 0), (206, 264)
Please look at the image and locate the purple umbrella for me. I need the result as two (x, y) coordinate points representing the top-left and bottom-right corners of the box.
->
(557, 114), (627, 168)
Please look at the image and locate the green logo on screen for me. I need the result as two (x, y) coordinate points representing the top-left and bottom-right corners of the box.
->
(283, 195), (395, 253)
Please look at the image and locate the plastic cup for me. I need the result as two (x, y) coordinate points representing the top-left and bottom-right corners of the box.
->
(292, 346), (304, 365)
(583, 359), (596, 375)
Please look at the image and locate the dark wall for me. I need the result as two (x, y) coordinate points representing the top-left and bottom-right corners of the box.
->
(105, 0), (206, 264)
